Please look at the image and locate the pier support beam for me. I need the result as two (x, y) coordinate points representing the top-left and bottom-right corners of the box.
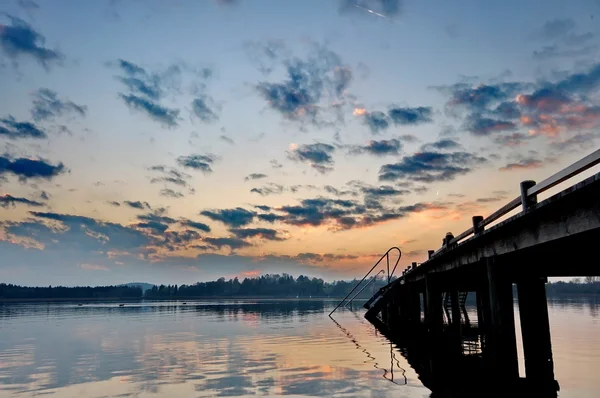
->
(481, 259), (519, 383)
(517, 276), (556, 391)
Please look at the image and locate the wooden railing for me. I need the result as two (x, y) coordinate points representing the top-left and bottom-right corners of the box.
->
(430, 148), (600, 258)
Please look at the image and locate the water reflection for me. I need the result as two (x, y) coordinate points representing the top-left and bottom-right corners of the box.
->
(0, 298), (598, 397)
(0, 300), (428, 397)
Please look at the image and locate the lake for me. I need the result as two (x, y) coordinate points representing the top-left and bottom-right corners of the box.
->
(0, 298), (598, 397)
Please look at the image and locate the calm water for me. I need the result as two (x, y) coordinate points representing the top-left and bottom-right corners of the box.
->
(0, 299), (598, 397)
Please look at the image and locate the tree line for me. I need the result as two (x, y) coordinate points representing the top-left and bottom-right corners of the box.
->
(0, 284), (142, 299)
(1, 275), (599, 300)
(145, 274), (388, 298)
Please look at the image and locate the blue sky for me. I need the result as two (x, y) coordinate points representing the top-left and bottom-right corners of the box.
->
(1, 0), (600, 286)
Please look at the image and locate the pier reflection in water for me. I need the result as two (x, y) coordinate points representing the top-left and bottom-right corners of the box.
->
(0, 298), (598, 397)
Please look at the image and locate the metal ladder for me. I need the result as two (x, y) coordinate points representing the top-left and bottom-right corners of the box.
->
(329, 247), (401, 316)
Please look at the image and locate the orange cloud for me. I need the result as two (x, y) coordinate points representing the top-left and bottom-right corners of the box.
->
(353, 107), (367, 116)
(79, 263), (110, 272)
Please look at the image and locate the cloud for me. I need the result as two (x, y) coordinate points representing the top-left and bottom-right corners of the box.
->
(549, 133), (598, 151)
(250, 182), (285, 196)
(349, 138), (402, 156)
(493, 132), (535, 147)
(361, 185), (410, 197)
(0, 193), (43, 208)
(79, 263), (110, 272)
(191, 96), (219, 123)
(0, 116), (47, 139)
(0, 156), (66, 181)
(245, 173), (267, 181)
(18, 0), (40, 12)
(200, 207), (256, 227)
(119, 93), (180, 127)
(137, 211), (176, 225)
(464, 114), (516, 135)
(270, 159), (283, 169)
(269, 196), (451, 231)
(363, 111), (389, 134)
(113, 59), (188, 127)
(180, 219), (211, 232)
(132, 221), (169, 234)
(124, 200), (151, 210)
(244, 39), (288, 75)
(202, 237), (251, 250)
(339, 0), (403, 19)
(420, 139), (460, 151)
(323, 185), (359, 197)
(220, 135), (235, 144)
(539, 18), (576, 41)
(15, 211), (151, 252)
(287, 142), (335, 173)
(255, 44), (352, 127)
(176, 154), (216, 173)
(160, 188), (184, 198)
(149, 165), (191, 187)
(30, 88), (87, 121)
(230, 228), (287, 241)
(106, 201), (121, 207)
(388, 106), (433, 125)
(0, 15), (63, 68)
(379, 151), (487, 183)
(499, 157), (543, 171)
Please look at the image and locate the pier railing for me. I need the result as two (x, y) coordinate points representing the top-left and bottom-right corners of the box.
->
(430, 148), (600, 258)
(329, 247), (401, 316)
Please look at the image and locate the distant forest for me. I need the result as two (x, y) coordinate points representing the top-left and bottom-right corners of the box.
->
(1, 275), (599, 300)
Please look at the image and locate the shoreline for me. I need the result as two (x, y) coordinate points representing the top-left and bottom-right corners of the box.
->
(1, 293), (599, 303)
(0, 296), (356, 303)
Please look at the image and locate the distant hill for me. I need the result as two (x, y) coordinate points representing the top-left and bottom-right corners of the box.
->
(122, 282), (154, 292)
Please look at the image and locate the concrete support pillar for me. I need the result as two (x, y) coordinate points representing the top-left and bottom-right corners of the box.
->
(481, 259), (519, 382)
(425, 275), (443, 334)
(517, 277), (556, 390)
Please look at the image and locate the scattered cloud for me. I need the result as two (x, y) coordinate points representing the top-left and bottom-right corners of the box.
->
(499, 157), (543, 171)
(176, 154), (216, 173)
(379, 151), (487, 183)
(124, 200), (151, 210)
(0, 116), (47, 139)
(0, 15), (63, 69)
(180, 219), (211, 232)
(256, 44), (352, 128)
(287, 142), (335, 173)
(119, 93), (180, 127)
(348, 138), (402, 156)
(79, 263), (110, 272)
(244, 39), (288, 75)
(230, 227), (287, 241)
(250, 182), (285, 196)
(0, 156), (66, 181)
(245, 173), (267, 181)
(160, 188), (184, 198)
(388, 106), (433, 125)
(191, 95), (220, 123)
(0, 193), (43, 208)
(201, 207), (256, 227)
(30, 88), (87, 122)
(220, 135), (235, 145)
(114, 59), (183, 127)
(202, 236), (251, 250)
(149, 165), (191, 187)
(420, 139), (460, 151)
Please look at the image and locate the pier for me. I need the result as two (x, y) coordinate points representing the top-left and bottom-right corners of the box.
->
(332, 149), (600, 397)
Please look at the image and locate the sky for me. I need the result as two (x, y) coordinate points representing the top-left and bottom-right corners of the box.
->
(1, 0), (600, 286)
